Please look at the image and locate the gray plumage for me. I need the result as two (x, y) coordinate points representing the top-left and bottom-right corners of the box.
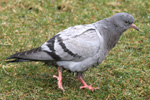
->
(7, 12), (138, 73)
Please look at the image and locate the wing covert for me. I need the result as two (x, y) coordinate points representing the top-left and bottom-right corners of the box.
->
(41, 24), (102, 61)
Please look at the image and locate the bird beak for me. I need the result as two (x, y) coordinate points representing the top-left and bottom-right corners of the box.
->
(130, 24), (139, 31)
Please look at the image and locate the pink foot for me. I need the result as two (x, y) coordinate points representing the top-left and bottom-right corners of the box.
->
(78, 73), (99, 91)
(80, 84), (99, 91)
(53, 67), (65, 91)
(53, 75), (65, 91)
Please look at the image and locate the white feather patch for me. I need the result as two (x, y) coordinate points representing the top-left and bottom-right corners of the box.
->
(41, 42), (52, 52)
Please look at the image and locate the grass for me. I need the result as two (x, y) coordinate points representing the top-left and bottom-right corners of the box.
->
(0, 0), (150, 99)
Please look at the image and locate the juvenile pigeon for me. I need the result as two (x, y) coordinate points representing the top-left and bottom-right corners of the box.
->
(7, 12), (139, 91)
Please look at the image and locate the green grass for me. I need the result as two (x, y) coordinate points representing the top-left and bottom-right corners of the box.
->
(0, 0), (150, 99)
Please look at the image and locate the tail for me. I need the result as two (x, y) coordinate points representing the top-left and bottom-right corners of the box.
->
(6, 47), (54, 63)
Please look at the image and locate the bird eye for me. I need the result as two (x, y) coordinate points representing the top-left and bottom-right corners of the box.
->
(125, 21), (128, 23)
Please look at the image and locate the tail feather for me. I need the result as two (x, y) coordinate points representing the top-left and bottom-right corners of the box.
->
(6, 47), (54, 63)
(6, 59), (30, 63)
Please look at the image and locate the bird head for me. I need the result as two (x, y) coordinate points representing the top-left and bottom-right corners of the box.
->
(111, 12), (139, 31)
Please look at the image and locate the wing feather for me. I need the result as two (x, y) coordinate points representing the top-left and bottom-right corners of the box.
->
(41, 24), (102, 61)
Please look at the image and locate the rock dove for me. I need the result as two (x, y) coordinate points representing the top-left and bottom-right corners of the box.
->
(7, 12), (139, 91)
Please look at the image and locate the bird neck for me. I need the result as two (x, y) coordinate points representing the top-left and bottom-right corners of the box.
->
(94, 19), (125, 50)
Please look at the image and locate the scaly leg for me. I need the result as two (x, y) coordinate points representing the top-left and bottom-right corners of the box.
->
(78, 73), (99, 91)
(53, 66), (65, 91)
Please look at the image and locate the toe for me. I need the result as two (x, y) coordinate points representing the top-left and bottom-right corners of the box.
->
(58, 86), (65, 91)
(80, 85), (100, 91)
(53, 75), (58, 78)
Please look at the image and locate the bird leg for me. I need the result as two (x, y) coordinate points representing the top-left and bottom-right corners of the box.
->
(78, 73), (99, 91)
(53, 66), (65, 91)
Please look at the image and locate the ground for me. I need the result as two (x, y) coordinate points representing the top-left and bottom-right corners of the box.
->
(0, 0), (150, 99)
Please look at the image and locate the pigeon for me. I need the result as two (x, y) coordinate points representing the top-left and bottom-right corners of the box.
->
(7, 12), (139, 91)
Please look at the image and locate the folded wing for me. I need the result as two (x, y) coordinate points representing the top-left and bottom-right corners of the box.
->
(7, 24), (102, 63)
